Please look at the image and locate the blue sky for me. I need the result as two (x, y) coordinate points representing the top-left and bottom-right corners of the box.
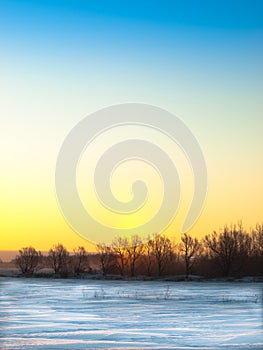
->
(2, 0), (263, 27)
(0, 0), (263, 249)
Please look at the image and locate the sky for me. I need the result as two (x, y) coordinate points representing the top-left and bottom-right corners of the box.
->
(0, 0), (263, 253)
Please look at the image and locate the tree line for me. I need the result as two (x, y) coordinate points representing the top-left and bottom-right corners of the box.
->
(14, 223), (263, 279)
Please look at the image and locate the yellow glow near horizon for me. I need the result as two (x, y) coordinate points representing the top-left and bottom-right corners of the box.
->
(1, 3), (262, 253)
(1, 118), (262, 253)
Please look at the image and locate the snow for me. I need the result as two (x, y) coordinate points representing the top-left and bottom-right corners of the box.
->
(0, 278), (262, 349)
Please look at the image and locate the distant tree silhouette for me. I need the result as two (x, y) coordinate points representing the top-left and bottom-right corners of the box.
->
(48, 243), (69, 275)
(151, 234), (172, 276)
(204, 223), (251, 277)
(15, 247), (42, 275)
(96, 243), (116, 275)
(15, 222), (263, 278)
(111, 237), (129, 276)
(144, 236), (155, 276)
(126, 235), (144, 277)
(251, 224), (263, 275)
(179, 233), (202, 279)
(252, 224), (263, 256)
(72, 246), (89, 275)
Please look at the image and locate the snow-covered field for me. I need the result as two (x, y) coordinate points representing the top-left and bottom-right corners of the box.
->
(0, 278), (262, 349)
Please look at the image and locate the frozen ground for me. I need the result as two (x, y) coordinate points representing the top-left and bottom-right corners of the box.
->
(0, 278), (262, 349)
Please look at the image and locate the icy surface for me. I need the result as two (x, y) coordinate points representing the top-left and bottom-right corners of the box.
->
(0, 278), (262, 349)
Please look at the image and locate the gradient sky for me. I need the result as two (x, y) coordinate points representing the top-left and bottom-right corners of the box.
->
(0, 0), (263, 252)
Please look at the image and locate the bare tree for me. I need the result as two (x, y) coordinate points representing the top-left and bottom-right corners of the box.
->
(152, 234), (172, 276)
(15, 247), (42, 275)
(143, 236), (154, 276)
(48, 243), (69, 275)
(111, 237), (128, 276)
(96, 243), (116, 275)
(179, 233), (201, 279)
(72, 246), (89, 275)
(126, 235), (144, 277)
(204, 223), (251, 277)
(252, 224), (263, 256)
